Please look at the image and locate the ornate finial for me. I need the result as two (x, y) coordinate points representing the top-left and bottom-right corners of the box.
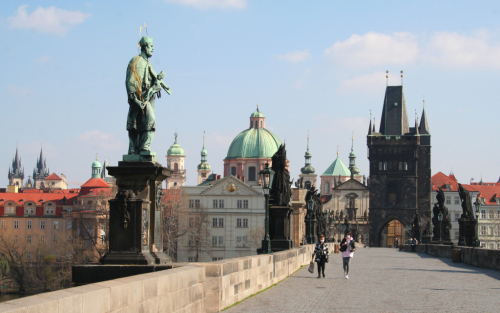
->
(401, 70), (403, 85)
(423, 97), (425, 108)
(337, 145), (339, 155)
(386, 70), (389, 86)
(203, 130), (206, 147)
(257, 103), (259, 111)
(174, 132), (178, 143)
(352, 131), (354, 141)
(96, 153), (98, 161)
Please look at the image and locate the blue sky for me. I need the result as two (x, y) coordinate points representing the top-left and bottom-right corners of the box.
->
(1, 0), (499, 187)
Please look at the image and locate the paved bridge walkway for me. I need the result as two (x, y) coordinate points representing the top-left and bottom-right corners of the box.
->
(226, 248), (500, 312)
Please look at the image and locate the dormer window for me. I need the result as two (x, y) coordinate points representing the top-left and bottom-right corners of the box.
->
(446, 185), (451, 191)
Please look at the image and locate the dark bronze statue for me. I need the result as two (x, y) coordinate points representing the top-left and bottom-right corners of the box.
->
(458, 183), (474, 218)
(270, 144), (292, 207)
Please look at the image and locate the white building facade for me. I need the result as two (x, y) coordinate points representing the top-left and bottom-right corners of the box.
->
(178, 176), (265, 262)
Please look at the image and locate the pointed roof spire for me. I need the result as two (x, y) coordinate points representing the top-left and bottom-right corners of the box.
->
(419, 99), (430, 134)
(379, 85), (409, 135)
(373, 115), (376, 133)
(301, 131), (315, 174)
(368, 110), (373, 135)
(198, 130), (210, 171)
(414, 110), (419, 136)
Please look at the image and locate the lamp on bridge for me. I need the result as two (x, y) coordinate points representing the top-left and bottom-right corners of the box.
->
(474, 196), (481, 247)
(259, 163), (275, 254)
(307, 197), (315, 244)
(437, 211), (443, 245)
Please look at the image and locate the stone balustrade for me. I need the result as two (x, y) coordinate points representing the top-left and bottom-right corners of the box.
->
(0, 243), (335, 313)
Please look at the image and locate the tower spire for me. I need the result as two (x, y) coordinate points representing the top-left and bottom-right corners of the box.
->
(368, 110), (373, 135)
(348, 133), (360, 178)
(300, 131), (315, 175)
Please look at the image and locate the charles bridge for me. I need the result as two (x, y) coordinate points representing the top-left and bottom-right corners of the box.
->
(0, 243), (499, 312)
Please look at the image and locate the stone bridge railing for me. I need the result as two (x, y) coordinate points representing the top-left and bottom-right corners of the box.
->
(0, 243), (336, 313)
(402, 244), (500, 270)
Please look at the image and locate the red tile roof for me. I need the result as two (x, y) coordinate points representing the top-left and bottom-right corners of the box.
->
(0, 192), (78, 206)
(45, 173), (62, 180)
(81, 178), (110, 188)
(468, 185), (500, 205)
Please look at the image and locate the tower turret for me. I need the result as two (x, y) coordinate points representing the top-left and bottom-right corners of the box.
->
(8, 145), (24, 187)
(348, 134), (360, 178)
(298, 133), (317, 189)
(92, 156), (102, 178)
(197, 131), (211, 185)
(166, 133), (186, 188)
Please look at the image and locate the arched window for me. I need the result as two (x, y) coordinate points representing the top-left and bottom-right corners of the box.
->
(174, 163), (179, 171)
(304, 181), (311, 190)
(248, 167), (256, 181)
(231, 167), (237, 176)
(260, 121), (263, 127)
(324, 181), (330, 194)
(251, 121), (254, 128)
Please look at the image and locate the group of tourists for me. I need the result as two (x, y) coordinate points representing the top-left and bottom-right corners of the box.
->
(311, 232), (356, 279)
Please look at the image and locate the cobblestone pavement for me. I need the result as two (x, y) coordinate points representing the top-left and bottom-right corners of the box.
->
(225, 248), (500, 312)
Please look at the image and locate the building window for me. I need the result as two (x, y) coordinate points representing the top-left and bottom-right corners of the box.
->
(27, 221), (32, 229)
(54, 221), (59, 229)
(40, 221), (45, 229)
(212, 236), (224, 247)
(188, 256), (197, 262)
(398, 162), (402, 170)
(213, 200), (218, 208)
(260, 121), (263, 127)
(480, 226), (487, 235)
(236, 236), (248, 247)
(67, 221), (72, 230)
(189, 200), (194, 208)
(14, 221), (18, 229)
(324, 182), (330, 194)
(237, 200), (242, 209)
(231, 167), (237, 176)
(45, 208), (54, 214)
(188, 234), (195, 246)
(13, 235), (18, 243)
(489, 211), (494, 219)
(41, 235), (45, 243)
(480, 242), (486, 248)
(454, 231), (459, 240)
(27, 235), (31, 244)
(481, 210), (486, 219)
(212, 257), (223, 261)
(243, 200), (248, 208)
(454, 197), (460, 205)
(219, 200), (224, 208)
(445, 196), (451, 205)
(67, 207), (72, 214)
(383, 162), (388, 171)
(53, 235), (58, 243)
(497, 210), (500, 219)
(1, 221), (5, 229)
(212, 218), (224, 227)
(26, 251), (31, 260)
(195, 200), (200, 208)
(237, 218), (249, 228)
(454, 213), (459, 221)
(304, 181), (312, 190)
(248, 167), (256, 181)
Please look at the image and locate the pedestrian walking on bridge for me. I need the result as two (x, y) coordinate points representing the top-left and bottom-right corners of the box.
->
(312, 234), (329, 278)
(340, 231), (356, 279)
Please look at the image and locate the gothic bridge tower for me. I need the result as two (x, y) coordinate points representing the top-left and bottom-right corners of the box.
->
(367, 85), (431, 247)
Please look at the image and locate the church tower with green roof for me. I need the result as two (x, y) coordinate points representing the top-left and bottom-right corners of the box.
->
(299, 133), (317, 190)
(166, 133), (186, 188)
(197, 132), (211, 185)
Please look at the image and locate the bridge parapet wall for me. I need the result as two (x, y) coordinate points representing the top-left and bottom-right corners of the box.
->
(405, 244), (500, 271)
(0, 243), (337, 313)
(0, 265), (205, 313)
(199, 243), (335, 312)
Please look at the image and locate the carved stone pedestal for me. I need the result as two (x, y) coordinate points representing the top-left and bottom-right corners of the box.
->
(269, 205), (294, 251)
(458, 217), (478, 247)
(100, 160), (172, 265)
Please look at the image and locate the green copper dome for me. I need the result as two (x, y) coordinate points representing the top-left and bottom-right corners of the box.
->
(226, 128), (281, 159)
(322, 155), (351, 176)
(167, 142), (184, 156)
(201, 147), (208, 157)
(92, 160), (102, 168)
(198, 163), (211, 171)
(250, 110), (265, 118)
